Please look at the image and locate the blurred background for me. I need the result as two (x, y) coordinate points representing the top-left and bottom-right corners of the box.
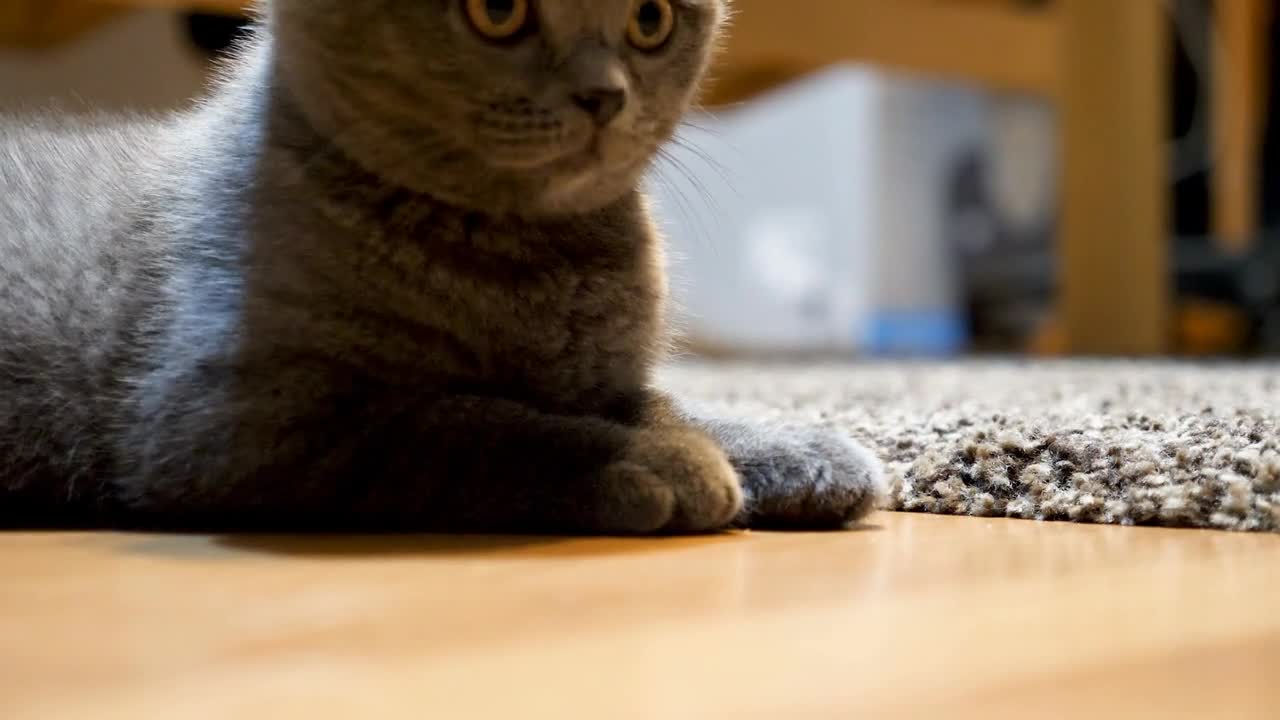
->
(2, 0), (1277, 359)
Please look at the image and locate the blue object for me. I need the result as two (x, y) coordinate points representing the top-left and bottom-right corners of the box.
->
(863, 310), (969, 356)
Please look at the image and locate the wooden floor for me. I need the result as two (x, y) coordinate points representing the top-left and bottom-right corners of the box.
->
(2, 512), (1278, 719)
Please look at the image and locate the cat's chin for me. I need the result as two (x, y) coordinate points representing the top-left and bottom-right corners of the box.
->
(476, 143), (649, 215)
(479, 134), (597, 173)
(537, 163), (648, 216)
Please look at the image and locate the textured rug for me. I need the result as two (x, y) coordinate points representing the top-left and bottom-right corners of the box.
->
(660, 361), (1280, 533)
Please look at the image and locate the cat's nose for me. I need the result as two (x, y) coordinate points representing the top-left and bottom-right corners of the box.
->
(571, 87), (627, 126)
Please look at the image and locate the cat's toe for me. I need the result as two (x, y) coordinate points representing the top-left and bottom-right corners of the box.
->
(596, 429), (743, 535)
(800, 429), (885, 526)
(715, 422), (885, 529)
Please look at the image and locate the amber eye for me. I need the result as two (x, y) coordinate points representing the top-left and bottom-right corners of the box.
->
(466, 0), (531, 41)
(627, 0), (675, 51)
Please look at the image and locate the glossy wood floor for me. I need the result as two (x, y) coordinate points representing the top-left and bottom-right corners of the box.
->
(3, 512), (1278, 719)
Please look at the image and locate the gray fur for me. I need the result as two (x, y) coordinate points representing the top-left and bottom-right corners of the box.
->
(0, 0), (883, 533)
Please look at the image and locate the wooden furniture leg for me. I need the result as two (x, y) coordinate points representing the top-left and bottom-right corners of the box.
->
(1058, 0), (1171, 355)
(1213, 0), (1271, 252)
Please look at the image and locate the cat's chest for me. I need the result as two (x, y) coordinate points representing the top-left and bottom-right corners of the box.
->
(318, 199), (666, 408)
(425, 248), (658, 365)
(374, 235), (664, 407)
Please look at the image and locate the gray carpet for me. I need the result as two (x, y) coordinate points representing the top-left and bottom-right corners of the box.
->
(660, 361), (1280, 533)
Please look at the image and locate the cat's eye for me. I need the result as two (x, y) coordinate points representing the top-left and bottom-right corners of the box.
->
(627, 0), (675, 51)
(466, 0), (532, 41)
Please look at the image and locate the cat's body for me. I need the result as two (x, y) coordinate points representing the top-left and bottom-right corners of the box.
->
(1, 0), (883, 532)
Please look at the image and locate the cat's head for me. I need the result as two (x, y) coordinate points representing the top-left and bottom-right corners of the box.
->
(270, 0), (728, 216)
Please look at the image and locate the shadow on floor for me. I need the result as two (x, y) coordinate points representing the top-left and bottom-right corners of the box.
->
(215, 533), (573, 558)
(107, 528), (758, 560)
(101, 518), (883, 560)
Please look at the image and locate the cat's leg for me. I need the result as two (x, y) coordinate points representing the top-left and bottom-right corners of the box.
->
(394, 394), (744, 534)
(650, 394), (885, 529)
(117, 375), (742, 534)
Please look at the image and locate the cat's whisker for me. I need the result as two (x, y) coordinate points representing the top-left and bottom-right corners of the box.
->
(677, 113), (732, 138)
(658, 144), (729, 228)
(648, 160), (706, 249)
(667, 136), (740, 200)
(652, 148), (722, 256)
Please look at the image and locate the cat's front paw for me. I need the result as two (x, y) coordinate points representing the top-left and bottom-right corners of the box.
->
(706, 420), (885, 529)
(593, 428), (744, 535)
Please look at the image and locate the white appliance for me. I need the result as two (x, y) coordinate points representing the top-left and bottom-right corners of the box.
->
(648, 64), (987, 355)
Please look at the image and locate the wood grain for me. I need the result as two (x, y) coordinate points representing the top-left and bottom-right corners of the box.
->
(3, 512), (1277, 719)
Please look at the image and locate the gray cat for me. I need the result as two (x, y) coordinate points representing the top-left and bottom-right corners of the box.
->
(0, 0), (883, 532)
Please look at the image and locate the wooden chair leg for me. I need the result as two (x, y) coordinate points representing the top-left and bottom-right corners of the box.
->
(1058, 0), (1171, 355)
(1213, 0), (1271, 252)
